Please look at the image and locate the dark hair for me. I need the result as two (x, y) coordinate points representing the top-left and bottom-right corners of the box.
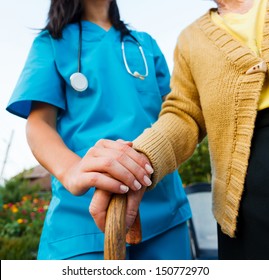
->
(44, 0), (130, 39)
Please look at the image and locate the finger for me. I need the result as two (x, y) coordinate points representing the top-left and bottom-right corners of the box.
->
(95, 139), (153, 175)
(81, 156), (144, 191)
(77, 171), (130, 194)
(90, 189), (112, 232)
(126, 210), (142, 245)
(125, 187), (146, 230)
(89, 145), (153, 188)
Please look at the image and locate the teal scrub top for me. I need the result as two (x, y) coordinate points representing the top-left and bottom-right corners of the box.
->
(6, 21), (191, 260)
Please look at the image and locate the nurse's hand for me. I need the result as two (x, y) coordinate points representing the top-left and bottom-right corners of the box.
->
(89, 186), (146, 232)
(63, 139), (153, 195)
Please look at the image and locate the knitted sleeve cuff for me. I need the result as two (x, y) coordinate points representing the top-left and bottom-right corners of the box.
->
(133, 128), (177, 190)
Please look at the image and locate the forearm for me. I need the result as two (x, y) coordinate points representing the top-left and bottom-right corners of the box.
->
(26, 115), (80, 187)
(133, 42), (207, 188)
(26, 102), (153, 196)
(133, 112), (200, 189)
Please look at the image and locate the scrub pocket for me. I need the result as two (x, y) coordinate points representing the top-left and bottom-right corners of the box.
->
(123, 40), (159, 93)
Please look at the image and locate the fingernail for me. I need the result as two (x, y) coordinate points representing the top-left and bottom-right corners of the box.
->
(134, 180), (142, 190)
(120, 185), (129, 193)
(143, 175), (152, 186)
(145, 163), (154, 174)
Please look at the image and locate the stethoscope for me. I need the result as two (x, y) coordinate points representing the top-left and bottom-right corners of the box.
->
(70, 21), (149, 92)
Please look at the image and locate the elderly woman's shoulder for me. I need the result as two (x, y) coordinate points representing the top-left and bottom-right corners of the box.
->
(178, 10), (211, 41)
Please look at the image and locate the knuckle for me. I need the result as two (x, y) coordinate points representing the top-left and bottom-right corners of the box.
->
(126, 209), (138, 221)
(103, 157), (114, 169)
(86, 147), (95, 156)
(123, 171), (135, 185)
(88, 173), (98, 186)
(138, 153), (148, 166)
(96, 139), (106, 147)
(89, 203), (99, 217)
(133, 164), (145, 178)
(116, 151), (127, 162)
(119, 143), (130, 153)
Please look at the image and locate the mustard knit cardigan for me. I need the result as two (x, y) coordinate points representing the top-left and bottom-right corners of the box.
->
(133, 4), (269, 238)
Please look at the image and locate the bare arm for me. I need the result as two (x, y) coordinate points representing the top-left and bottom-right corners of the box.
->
(26, 102), (152, 196)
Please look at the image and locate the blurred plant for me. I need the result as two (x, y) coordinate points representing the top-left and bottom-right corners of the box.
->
(0, 194), (50, 238)
(178, 137), (211, 186)
(0, 236), (40, 260)
(0, 175), (40, 204)
(0, 175), (51, 259)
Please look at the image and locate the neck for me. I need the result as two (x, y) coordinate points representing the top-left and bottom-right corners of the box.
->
(216, 0), (254, 15)
(82, 0), (112, 30)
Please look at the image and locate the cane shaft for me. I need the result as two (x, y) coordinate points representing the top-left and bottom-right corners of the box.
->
(104, 194), (127, 260)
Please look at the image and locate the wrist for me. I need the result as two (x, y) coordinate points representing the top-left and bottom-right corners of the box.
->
(57, 156), (82, 194)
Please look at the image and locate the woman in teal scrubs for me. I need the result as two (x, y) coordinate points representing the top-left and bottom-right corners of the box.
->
(6, 0), (191, 260)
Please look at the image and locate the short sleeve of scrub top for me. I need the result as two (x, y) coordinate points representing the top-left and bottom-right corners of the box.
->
(6, 31), (65, 119)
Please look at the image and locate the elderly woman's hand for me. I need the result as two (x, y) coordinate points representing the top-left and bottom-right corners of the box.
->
(89, 186), (147, 232)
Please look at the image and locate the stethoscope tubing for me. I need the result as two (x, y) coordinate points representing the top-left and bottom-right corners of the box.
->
(78, 21), (83, 73)
(70, 21), (148, 92)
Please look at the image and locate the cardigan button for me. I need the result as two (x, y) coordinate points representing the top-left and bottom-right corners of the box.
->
(246, 61), (267, 74)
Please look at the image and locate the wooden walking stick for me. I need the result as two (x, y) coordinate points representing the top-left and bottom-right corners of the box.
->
(104, 194), (142, 260)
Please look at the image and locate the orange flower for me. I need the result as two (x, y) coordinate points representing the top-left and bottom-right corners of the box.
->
(22, 195), (31, 201)
(11, 205), (19, 213)
(33, 198), (39, 204)
(17, 218), (24, 224)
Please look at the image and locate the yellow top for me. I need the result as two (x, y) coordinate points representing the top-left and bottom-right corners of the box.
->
(211, 0), (269, 110)
(133, 2), (269, 238)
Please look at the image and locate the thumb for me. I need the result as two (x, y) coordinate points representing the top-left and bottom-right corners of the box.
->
(89, 189), (112, 232)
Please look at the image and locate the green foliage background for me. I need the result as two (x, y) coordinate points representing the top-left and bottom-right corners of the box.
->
(178, 137), (211, 185)
(0, 175), (51, 260)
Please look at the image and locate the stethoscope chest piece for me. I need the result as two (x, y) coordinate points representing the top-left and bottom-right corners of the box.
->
(71, 22), (148, 93)
(70, 72), (88, 92)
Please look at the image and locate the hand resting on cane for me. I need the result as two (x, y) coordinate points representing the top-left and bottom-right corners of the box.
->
(90, 186), (147, 233)
(89, 139), (153, 232)
(27, 103), (153, 196)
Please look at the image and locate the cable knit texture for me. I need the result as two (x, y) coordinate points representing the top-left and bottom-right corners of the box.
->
(133, 3), (269, 238)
